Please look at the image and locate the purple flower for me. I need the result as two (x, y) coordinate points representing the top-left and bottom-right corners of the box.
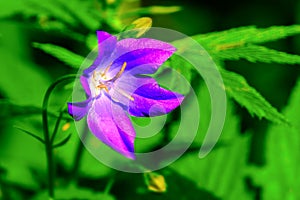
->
(68, 31), (184, 159)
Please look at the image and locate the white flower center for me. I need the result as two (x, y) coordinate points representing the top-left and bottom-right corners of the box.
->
(89, 62), (127, 97)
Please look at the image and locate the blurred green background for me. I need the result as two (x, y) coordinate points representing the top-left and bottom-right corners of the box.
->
(1, 0), (300, 199)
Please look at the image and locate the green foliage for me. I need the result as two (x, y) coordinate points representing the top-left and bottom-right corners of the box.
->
(1, 0), (300, 199)
(190, 25), (300, 124)
(170, 84), (253, 200)
(216, 45), (300, 64)
(248, 78), (300, 200)
(14, 126), (45, 144)
(112, 170), (219, 200)
(221, 69), (288, 124)
(33, 43), (85, 69)
(121, 6), (182, 17)
(194, 25), (300, 47)
(32, 185), (115, 200)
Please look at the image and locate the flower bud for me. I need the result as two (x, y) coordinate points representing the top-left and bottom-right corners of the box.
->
(144, 172), (167, 193)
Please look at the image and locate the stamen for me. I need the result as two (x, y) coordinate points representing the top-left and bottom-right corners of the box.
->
(101, 63), (112, 77)
(97, 84), (109, 93)
(115, 88), (134, 101)
(108, 62), (127, 82)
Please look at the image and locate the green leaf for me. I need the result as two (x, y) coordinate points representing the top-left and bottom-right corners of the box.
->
(52, 133), (72, 148)
(221, 69), (289, 124)
(113, 170), (219, 200)
(155, 54), (193, 95)
(170, 98), (253, 200)
(33, 43), (85, 69)
(121, 6), (182, 17)
(119, 17), (153, 39)
(32, 186), (115, 200)
(14, 126), (45, 144)
(55, 0), (102, 30)
(216, 45), (300, 64)
(56, 125), (112, 178)
(194, 25), (300, 48)
(0, 0), (78, 26)
(248, 78), (300, 200)
(0, 22), (51, 106)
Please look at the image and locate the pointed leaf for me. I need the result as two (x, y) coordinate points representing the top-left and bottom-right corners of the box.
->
(221, 69), (289, 124)
(14, 126), (45, 144)
(33, 43), (85, 69)
(217, 45), (300, 64)
(194, 25), (300, 47)
(121, 6), (182, 17)
(53, 133), (72, 148)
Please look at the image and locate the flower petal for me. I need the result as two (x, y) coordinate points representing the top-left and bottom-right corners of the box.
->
(87, 95), (136, 159)
(84, 31), (117, 75)
(110, 38), (176, 75)
(67, 99), (91, 121)
(80, 75), (91, 97)
(96, 31), (117, 59)
(129, 82), (184, 117)
(111, 75), (184, 117)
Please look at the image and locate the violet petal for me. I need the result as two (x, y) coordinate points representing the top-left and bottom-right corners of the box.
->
(67, 99), (91, 121)
(111, 75), (184, 117)
(87, 95), (136, 159)
(110, 38), (176, 75)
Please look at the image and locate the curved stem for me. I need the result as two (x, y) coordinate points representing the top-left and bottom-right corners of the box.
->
(42, 74), (77, 199)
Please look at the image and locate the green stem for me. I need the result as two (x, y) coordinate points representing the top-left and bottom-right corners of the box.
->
(104, 177), (115, 195)
(42, 74), (76, 199)
(70, 124), (89, 183)
(50, 111), (64, 144)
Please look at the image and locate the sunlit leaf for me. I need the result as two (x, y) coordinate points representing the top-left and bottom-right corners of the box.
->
(120, 17), (152, 39)
(170, 100), (253, 200)
(248, 78), (300, 200)
(33, 43), (85, 69)
(121, 6), (182, 17)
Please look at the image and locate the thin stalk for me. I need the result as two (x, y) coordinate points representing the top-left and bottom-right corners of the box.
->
(42, 75), (76, 199)
(50, 111), (64, 144)
(70, 124), (89, 183)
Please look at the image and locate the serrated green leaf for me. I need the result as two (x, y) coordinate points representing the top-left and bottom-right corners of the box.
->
(33, 43), (85, 69)
(249, 78), (300, 200)
(221, 69), (289, 124)
(216, 45), (300, 64)
(194, 25), (300, 48)
(155, 54), (193, 95)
